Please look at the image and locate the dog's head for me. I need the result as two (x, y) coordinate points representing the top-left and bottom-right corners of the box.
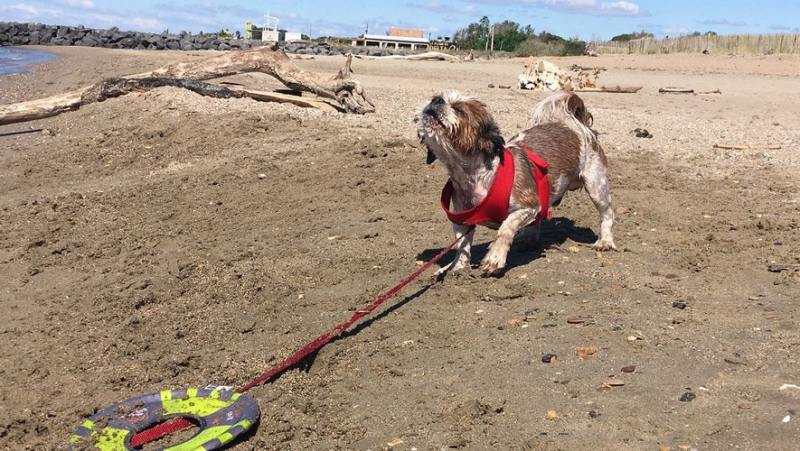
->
(415, 91), (505, 165)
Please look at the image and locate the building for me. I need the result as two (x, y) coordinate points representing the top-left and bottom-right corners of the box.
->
(351, 27), (429, 50)
(246, 16), (303, 43)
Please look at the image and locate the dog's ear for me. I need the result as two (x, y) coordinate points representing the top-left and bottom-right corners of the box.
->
(426, 146), (438, 165)
(482, 121), (506, 163)
(567, 93), (593, 128)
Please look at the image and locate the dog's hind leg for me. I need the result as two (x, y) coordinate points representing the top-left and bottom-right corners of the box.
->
(581, 153), (616, 251)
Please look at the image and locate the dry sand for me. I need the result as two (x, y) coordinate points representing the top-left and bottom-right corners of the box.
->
(0, 46), (798, 450)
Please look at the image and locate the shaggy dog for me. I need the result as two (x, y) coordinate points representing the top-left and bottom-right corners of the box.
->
(416, 91), (616, 275)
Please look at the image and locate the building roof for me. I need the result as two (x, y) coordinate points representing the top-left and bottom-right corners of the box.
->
(389, 28), (424, 39)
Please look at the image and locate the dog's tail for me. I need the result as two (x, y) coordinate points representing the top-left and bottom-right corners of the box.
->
(527, 92), (597, 146)
(528, 92), (593, 127)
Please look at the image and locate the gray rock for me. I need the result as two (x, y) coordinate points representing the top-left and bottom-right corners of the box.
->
(180, 39), (195, 50)
(79, 35), (100, 47)
(118, 37), (136, 48)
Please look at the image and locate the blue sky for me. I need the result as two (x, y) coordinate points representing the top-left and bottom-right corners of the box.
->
(1, 1), (798, 40)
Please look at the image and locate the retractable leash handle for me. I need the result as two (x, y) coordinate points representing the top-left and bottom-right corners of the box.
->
(69, 232), (469, 451)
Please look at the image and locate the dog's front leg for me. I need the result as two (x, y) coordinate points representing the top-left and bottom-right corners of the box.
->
(481, 209), (537, 274)
(436, 224), (474, 275)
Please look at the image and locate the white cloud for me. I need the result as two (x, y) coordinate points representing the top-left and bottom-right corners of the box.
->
(83, 12), (163, 31)
(599, 1), (642, 16)
(408, 2), (480, 14)
(637, 23), (661, 29)
(1, 3), (40, 15)
(465, 0), (648, 17)
(1, 2), (64, 21)
(0, 2), (164, 32)
(58, 0), (95, 8)
(699, 18), (728, 25)
(660, 27), (688, 36)
(541, 0), (648, 17)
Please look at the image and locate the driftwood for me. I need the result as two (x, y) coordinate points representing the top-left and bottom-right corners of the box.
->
(713, 143), (782, 150)
(381, 51), (460, 61)
(518, 57), (600, 91)
(577, 86), (643, 93)
(518, 58), (574, 91)
(659, 87), (694, 94)
(0, 45), (373, 126)
(659, 87), (722, 95)
(570, 64), (606, 72)
(86, 78), (338, 111)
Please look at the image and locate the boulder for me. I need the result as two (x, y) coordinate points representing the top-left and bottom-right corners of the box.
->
(80, 35), (101, 47)
(118, 37), (136, 48)
(150, 36), (164, 49)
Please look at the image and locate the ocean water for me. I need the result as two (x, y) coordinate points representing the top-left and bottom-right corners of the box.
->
(0, 47), (57, 76)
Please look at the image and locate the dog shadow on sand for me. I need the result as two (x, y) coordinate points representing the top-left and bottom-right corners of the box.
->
(417, 217), (599, 278)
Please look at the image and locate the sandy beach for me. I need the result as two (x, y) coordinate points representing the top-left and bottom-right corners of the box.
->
(0, 46), (798, 450)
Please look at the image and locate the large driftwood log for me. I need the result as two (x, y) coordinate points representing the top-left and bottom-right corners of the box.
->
(0, 45), (373, 126)
(518, 57), (602, 92)
(82, 78), (340, 112)
(518, 58), (574, 91)
(380, 52), (461, 61)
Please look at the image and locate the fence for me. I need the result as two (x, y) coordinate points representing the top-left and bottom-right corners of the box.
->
(592, 34), (800, 55)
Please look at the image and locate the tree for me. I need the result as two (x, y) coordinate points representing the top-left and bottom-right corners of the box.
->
(492, 20), (534, 52)
(453, 16), (491, 50)
(611, 30), (654, 41)
(454, 17), (538, 52)
(453, 17), (583, 56)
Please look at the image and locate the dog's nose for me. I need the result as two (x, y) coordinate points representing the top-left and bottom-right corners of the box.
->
(431, 96), (445, 105)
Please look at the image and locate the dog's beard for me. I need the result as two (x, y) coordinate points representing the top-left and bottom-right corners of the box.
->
(417, 105), (457, 165)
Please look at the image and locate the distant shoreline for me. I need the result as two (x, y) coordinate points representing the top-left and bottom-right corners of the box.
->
(0, 47), (57, 76)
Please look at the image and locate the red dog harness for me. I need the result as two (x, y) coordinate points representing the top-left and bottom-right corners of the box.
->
(441, 147), (551, 227)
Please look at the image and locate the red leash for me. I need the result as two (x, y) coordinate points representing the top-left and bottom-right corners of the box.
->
(129, 230), (470, 448)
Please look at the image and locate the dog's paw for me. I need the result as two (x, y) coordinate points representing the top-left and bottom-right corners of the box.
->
(480, 251), (507, 275)
(591, 240), (617, 251)
(436, 258), (468, 276)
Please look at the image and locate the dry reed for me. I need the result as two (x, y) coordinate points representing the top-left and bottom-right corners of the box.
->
(592, 34), (800, 55)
